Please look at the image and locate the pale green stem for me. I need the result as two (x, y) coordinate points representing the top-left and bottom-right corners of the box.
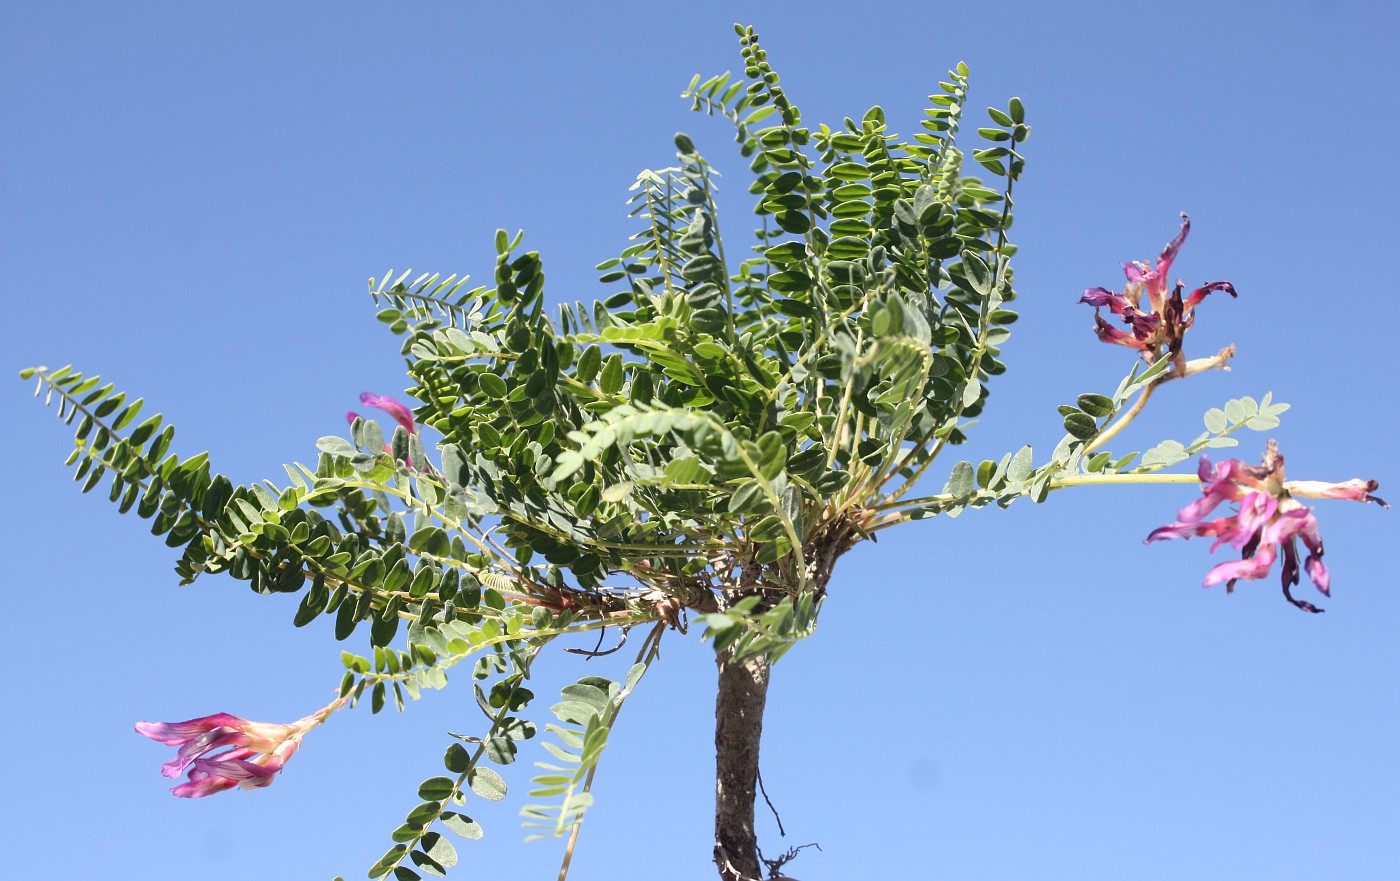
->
(361, 613), (656, 685)
(695, 159), (737, 345)
(866, 469), (1203, 532)
(1048, 472), (1199, 489)
(1085, 382), (1156, 455)
(556, 622), (666, 881)
(825, 326), (867, 471)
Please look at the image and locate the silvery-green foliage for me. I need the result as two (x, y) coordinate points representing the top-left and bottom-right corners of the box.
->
(21, 24), (1269, 881)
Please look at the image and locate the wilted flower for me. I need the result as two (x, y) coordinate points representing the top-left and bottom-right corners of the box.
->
(1145, 441), (1386, 612)
(1080, 213), (1237, 374)
(135, 696), (344, 798)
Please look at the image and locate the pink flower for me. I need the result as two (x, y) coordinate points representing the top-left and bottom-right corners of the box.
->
(346, 392), (419, 461)
(1146, 442), (1385, 612)
(1122, 212), (1189, 301)
(348, 392), (416, 435)
(1080, 214), (1237, 372)
(135, 697), (343, 798)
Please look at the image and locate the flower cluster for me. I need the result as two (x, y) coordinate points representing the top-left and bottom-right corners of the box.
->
(1146, 442), (1386, 612)
(135, 697), (344, 798)
(1080, 213), (1236, 373)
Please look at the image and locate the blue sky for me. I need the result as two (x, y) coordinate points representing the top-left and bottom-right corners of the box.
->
(4, 2), (1397, 879)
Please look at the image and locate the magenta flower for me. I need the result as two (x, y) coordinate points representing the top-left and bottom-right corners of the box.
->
(1080, 213), (1237, 373)
(135, 697), (344, 798)
(346, 392), (419, 461)
(348, 391), (416, 435)
(1146, 442), (1386, 612)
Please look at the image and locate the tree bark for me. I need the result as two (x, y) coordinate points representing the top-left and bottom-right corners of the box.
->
(708, 521), (858, 880)
(713, 650), (771, 881)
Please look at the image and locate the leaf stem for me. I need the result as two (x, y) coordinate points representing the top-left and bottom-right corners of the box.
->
(556, 623), (666, 881)
(863, 469), (1203, 531)
(1085, 382), (1155, 454)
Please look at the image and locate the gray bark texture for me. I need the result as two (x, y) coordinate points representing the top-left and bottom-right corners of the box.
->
(708, 520), (860, 880)
(713, 650), (771, 881)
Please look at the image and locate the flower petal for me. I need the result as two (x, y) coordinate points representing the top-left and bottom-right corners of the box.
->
(191, 756), (279, 783)
(1227, 493), (1278, 550)
(1092, 314), (1150, 349)
(358, 393), (415, 434)
(170, 776), (240, 798)
(1279, 535), (1303, 588)
(1123, 306), (1160, 340)
(161, 729), (249, 778)
(134, 714), (249, 746)
(1145, 458), (1248, 545)
(1304, 553), (1330, 596)
(1157, 212), (1191, 281)
(1080, 287), (1131, 313)
(1294, 519), (1330, 596)
(1146, 515), (1233, 543)
(1183, 280), (1237, 309)
(1202, 543), (1277, 587)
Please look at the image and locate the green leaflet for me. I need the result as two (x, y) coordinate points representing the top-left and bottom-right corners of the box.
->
(24, 23), (1046, 881)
